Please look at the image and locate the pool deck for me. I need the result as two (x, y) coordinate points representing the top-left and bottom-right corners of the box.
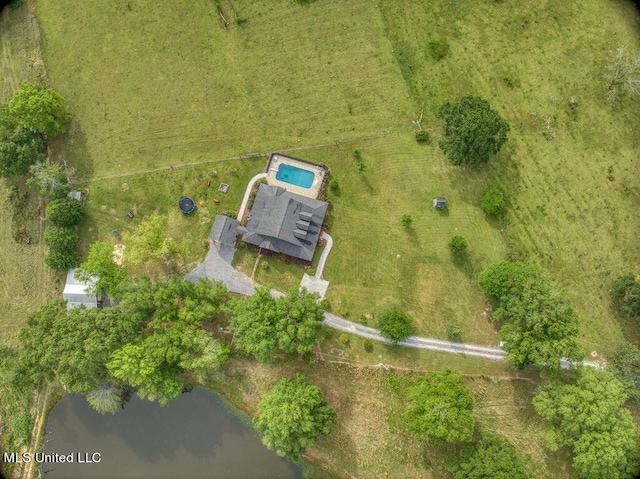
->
(265, 153), (325, 199)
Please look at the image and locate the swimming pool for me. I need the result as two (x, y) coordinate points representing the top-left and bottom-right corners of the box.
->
(275, 164), (315, 189)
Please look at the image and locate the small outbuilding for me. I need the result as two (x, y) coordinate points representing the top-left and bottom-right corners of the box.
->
(62, 269), (101, 310)
(433, 197), (447, 209)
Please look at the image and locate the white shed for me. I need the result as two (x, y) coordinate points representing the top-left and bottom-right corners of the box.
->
(62, 269), (100, 309)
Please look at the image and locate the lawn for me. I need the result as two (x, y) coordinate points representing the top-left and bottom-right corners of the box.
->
(33, 0), (412, 179)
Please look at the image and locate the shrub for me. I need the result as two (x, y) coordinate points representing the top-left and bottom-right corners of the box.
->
(261, 260), (270, 270)
(401, 214), (413, 226)
(446, 324), (462, 342)
(329, 178), (339, 190)
(363, 339), (374, 353)
(339, 334), (350, 345)
(428, 38), (450, 60)
(225, 211), (237, 219)
(481, 187), (505, 217)
(353, 148), (362, 161)
(45, 248), (80, 271)
(357, 162), (366, 173)
(415, 130), (430, 142)
(448, 235), (468, 254)
(339, 307), (349, 317)
(611, 273), (640, 317)
(238, 241), (246, 248)
(379, 309), (414, 343)
(45, 197), (85, 227)
(11, 411), (32, 445)
(323, 328), (334, 339)
(43, 226), (79, 251)
(306, 267), (315, 275)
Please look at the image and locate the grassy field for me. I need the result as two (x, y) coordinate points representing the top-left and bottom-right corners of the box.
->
(376, 0), (640, 353)
(209, 358), (574, 479)
(0, 4), (58, 346)
(33, 0), (412, 179)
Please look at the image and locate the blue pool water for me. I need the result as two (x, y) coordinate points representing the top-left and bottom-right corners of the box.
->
(276, 164), (315, 189)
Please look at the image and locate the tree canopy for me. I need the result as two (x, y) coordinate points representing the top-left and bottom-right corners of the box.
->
(8, 83), (70, 137)
(480, 187), (505, 217)
(378, 309), (414, 343)
(254, 374), (337, 461)
(43, 226), (79, 251)
(533, 369), (639, 479)
(45, 197), (85, 227)
(608, 342), (640, 404)
(447, 433), (536, 479)
(26, 161), (71, 198)
(405, 368), (475, 446)
(478, 262), (583, 372)
(611, 273), (640, 318)
(75, 241), (126, 295)
(437, 96), (510, 167)
(0, 126), (43, 177)
(228, 286), (324, 362)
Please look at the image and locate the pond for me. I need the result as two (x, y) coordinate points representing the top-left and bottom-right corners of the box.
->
(43, 387), (302, 479)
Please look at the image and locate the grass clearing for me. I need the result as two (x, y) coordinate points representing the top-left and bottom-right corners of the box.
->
(33, 0), (412, 179)
(374, 0), (640, 353)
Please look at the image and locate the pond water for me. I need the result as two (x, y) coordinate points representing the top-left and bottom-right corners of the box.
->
(43, 388), (302, 479)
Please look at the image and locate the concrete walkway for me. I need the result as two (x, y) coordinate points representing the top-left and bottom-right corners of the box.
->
(238, 172), (267, 221)
(300, 231), (333, 299)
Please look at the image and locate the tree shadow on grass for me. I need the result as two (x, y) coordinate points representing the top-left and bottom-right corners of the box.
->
(451, 252), (476, 280)
(359, 174), (376, 194)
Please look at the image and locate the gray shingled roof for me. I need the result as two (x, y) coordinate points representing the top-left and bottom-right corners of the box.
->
(240, 184), (328, 261)
(210, 215), (240, 247)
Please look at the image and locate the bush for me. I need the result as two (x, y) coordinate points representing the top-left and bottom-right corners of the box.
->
(339, 334), (350, 345)
(446, 324), (461, 342)
(353, 148), (362, 161)
(329, 178), (339, 190)
(448, 235), (468, 254)
(611, 273), (640, 317)
(45, 248), (80, 271)
(379, 309), (414, 343)
(428, 38), (450, 60)
(11, 411), (32, 445)
(415, 130), (430, 142)
(45, 197), (85, 227)
(43, 226), (79, 251)
(357, 162), (366, 173)
(481, 187), (505, 217)
(401, 214), (413, 226)
(363, 339), (374, 353)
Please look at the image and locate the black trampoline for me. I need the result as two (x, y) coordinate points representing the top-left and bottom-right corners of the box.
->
(179, 196), (196, 214)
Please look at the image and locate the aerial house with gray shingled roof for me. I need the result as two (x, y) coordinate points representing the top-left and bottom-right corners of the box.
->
(237, 183), (328, 263)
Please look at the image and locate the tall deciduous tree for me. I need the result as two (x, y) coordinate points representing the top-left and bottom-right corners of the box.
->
(611, 273), (640, 318)
(9, 84), (71, 137)
(479, 262), (583, 372)
(533, 369), (640, 479)
(86, 383), (125, 415)
(378, 309), (414, 344)
(0, 126), (43, 177)
(446, 433), (536, 479)
(605, 45), (640, 102)
(228, 286), (324, 362)
(405, 368), (475, 446)
(75, 241), (126, 295)
(43, 226), (79, 251)
(608, 342), (640, 404)
(0, 103), (16, 138)
(437, 96), (510, 167)
(45, 197), (85, 227)
(26, 162), (71, 198)
(254, 374), (337, 461)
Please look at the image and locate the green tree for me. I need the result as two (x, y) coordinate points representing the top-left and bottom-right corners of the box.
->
(26, 161), (71, 198)
(437, 96), (510, 167)
(378, 309), (414, 344)
(401, 214), (413, 226)
(45, 197), (85, 227)
(0, 126), (43, 177)
(480, 187), (505, 217)
(446, 433), (536, 479)
(405, 368), (475, 446)
(480, 263), (583, 372)
(611, 273), (640, 318)
(0, 103), (16, 138)
(274, 287), (325, 358)
(43, 226), (79, 251)
(45, 247), (79, 271)
(86, 383), (124, 415)
(9, 83), (70, 136)
(75, 241), (126, 295)
(533, 369), (640, 479)
(254, 374), (337, 461)
(123, 213), (180, 265)
(608, 342), (640, 403)
(448, 235), (468, 254)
